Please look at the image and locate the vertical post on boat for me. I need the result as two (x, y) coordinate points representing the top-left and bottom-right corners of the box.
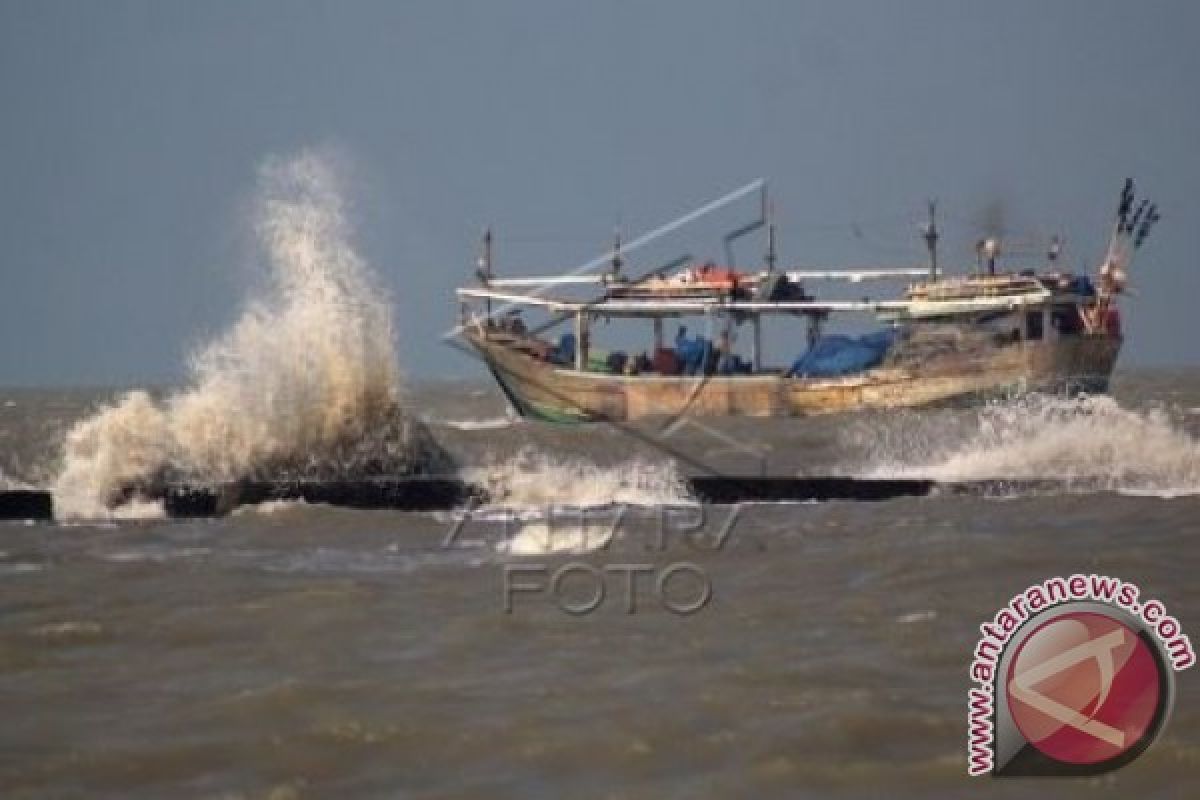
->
(718, 313), (734, 374)
(574, 311), (587, 371)
(751, 313), (762, 372)
(478, 227), (494, 318)
(758, 188), (773, 372)
(764, 188), (777, 273)
(611, 228), (623, 278)
(806, 314), (821, 351)
(652, 317), (663, 352)
(922, 200), (939, 281)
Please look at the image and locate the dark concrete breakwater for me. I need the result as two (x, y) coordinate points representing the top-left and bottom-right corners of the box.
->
(0, 476), (1082, 520)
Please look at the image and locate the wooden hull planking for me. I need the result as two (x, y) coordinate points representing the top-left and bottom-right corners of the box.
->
(466, 332), (1121, 422)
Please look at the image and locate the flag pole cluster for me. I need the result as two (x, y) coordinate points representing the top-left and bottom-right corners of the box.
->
(1115, 178), (1160, 251)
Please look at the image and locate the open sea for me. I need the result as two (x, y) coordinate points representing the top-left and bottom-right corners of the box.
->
(2, 370), (1199, 799)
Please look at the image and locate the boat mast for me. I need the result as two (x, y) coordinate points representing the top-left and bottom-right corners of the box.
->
(574, 311), (587, 371)
(922, 200), (939, 281)
(477, 227), (494, 318)
(610, 228), (623, 278)
(754, 191), (775, 371)
(764, 188), (777, 273)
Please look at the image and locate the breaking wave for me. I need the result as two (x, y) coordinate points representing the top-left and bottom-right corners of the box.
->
(464, 447), (691, 511)
(854, 393), (1200, 494)
(461, 448), (693, 555)
(54, 151), (449, 519)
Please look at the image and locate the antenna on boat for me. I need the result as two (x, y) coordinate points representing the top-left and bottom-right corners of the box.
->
(921, 199), (939, 281)
(477, 227), (493, 283)
(1098, 178), (1159, 299)
(1135, 204), (1160, 249)
(1091, 178), (1158, 333)
(477, 227), (494, 316)
(765, 192), (777, 273)
(611, 228), (623, 278)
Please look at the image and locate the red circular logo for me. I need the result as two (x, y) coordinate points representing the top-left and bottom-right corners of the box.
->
(1005, 611), (1163, 765)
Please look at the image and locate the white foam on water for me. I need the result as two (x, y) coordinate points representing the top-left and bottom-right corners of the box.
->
(433, 414), (516, 431)
(53, 151), (441, 520)
(108, 499), (167, 521)
(460, 448), (692, 554)
(464, 447), (692, 511)
(230, 498), (310, 516)
(0, 467), (32, 491)
(497, 520), (616, 556)
(1115, 487), (1200, 499)
(856, 394), (1200, 493)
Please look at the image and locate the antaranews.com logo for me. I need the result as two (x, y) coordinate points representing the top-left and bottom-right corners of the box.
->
(967, 574), (1194, 777)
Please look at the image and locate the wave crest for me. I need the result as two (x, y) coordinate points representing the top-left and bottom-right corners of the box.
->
(54, 151), (449, 519)
(854, 393), (1200, 492)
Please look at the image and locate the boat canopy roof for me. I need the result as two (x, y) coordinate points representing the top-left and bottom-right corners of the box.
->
(456, 279), (1058, 320)
(486, 268), (929, 287)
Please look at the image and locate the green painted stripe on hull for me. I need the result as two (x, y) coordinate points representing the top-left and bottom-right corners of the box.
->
(522, 401), (593, 425)
(486, 361), (593, 424)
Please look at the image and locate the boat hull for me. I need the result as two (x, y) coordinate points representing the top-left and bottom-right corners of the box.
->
(466, 332), (1121, 422)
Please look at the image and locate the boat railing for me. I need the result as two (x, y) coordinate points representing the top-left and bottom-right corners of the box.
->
(456, 285), (1053, 319)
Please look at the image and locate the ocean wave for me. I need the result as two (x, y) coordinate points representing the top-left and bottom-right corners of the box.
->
(53, 151), (448, 520)
(462, 447), (692, 511)
(457, 448), (693, 554)
(852, 393), (1200, 493)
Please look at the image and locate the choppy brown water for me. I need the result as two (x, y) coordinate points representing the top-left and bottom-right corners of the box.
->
(3, 371), (1200, 798)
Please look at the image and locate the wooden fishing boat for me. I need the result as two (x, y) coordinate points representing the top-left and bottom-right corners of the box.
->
(453, 181), (1154, 423)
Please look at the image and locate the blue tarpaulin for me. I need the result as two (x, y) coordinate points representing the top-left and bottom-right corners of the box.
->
(675, 335), (712, 375)
(787, 330), (896, 378)
(554, 332), (576, 365)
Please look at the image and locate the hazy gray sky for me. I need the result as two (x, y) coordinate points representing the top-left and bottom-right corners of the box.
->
(2, 0), (1197, 385)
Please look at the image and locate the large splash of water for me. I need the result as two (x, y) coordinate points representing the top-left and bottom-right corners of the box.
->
(853, 393), (1200, 493)
(54, 152), (450, 519)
